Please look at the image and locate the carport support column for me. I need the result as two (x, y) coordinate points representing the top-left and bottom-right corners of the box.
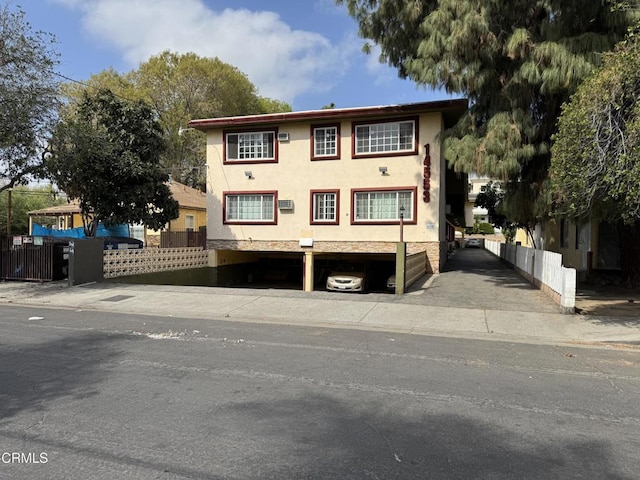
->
(303, 251), (314, 292)
(395, 242), (406, 295)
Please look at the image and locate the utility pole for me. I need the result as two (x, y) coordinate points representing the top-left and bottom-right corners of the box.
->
(6, 188), (12, 235)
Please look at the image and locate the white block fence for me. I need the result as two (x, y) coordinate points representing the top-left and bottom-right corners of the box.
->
(484, 240), (576, 313)
(104, 247), (208, 278)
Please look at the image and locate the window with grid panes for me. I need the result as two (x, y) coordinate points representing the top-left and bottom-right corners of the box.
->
(353, 190), (413, 222)
(355, 120), (414, 154)
(312, 191), (337, 222)
(313, 126), (338, 157)
(225, 193), (275, 222)
(226, 131), (275, 161)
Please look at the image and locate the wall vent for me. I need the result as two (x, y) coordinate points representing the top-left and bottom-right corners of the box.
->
(277, 132), (290, 142)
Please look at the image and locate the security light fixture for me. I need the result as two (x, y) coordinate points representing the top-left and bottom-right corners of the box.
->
(244, 171), (253, 179)
(379, 166), (388, 175)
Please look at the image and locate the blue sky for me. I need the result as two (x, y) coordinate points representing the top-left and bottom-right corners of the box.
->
(19, 0), (453, 112)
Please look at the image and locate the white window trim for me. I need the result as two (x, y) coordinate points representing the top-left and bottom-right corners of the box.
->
(354, 119), (416, 155)
(313, 126), (338, 158)
(185, 214), (195, 231)
(352, 189), (415, 223)
(312, 191), (338, 223)
(224, 193), (276, 223)
(225, 131), (276, 162)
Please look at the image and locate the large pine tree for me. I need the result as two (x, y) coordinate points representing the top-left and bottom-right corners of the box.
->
(339, 0), (637, 225)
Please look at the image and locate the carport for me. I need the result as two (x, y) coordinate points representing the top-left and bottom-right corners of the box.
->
(305, 252), (396, 292)
(211, 247), (421, 294)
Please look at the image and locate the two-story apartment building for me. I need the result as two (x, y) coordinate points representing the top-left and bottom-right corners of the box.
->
(189, 100), (467, 292)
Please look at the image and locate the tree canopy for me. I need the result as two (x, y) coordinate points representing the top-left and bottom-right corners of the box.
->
(550, 33), (640, 225)
(0, 1), (60, 194)
(45, 89), (179, 237)
(0, 185), (63, 235)
(339, 0), (637, 225)
(550, 31), (640, 286)
(61, 51), (292, 189)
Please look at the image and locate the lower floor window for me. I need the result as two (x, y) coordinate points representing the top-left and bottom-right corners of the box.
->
(312, 190), (338, 223)
(353, 189), (414, 222)
(225, 193), (275, 223)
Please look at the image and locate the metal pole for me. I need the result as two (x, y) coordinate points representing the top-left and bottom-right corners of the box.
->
(6, 188), (12, 235)
(399, 205), (405, 243)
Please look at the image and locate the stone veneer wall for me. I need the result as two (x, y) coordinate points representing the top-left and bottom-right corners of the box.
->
(207, 239), (444, 273)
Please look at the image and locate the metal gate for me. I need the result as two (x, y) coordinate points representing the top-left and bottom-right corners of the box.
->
(0, 236), (66, 281)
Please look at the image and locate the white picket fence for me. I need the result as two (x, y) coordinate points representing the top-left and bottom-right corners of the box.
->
(484, 240), (576, 313)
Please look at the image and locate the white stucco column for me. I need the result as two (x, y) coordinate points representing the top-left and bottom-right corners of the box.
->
(303, 251), (314, 292)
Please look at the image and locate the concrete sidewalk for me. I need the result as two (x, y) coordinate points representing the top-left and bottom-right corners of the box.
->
(1, 279), (639, 349)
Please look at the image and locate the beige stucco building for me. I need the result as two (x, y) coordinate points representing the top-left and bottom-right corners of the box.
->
(190, 100), (467, 291)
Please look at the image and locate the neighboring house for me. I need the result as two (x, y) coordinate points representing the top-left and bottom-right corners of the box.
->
(28, 201), (82, 233)
(189, 100), (468, 292)
(145, 180), (207, 247)
(526, 218), (616, 282)
(27, 180), (206, 246)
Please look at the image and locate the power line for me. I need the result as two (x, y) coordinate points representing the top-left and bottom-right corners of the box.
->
(49, 70), (144, 105)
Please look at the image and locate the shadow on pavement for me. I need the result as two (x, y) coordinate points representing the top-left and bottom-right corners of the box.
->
(0, 332), (135, 421)
(223, 393), (634, 479)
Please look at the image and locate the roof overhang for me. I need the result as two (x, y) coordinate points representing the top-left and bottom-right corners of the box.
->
(188, 99), (468, 131)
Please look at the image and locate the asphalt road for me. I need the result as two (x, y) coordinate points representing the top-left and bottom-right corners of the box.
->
(1, 305), (639, 479)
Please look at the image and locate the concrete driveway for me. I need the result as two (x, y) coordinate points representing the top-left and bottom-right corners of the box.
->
(402, 247), (561, 313)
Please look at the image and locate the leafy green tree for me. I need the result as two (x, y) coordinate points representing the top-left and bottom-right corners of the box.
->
(61, 51), (291, 189)
(475, 181), (528, 245)
(0, 185), (63, 235)
(0, 1), (60, 194)
(338, 0), (636, 225)
(550, 32), (640, 285)
(44, 89), (179, 237)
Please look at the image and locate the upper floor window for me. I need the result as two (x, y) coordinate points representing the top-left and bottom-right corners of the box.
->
(224, 192), (276, 224)
(311, 190), (339, 224)
(225, 130), (277, 163)
(311, 124), (340, 160)
(352, 188), (416, 224)
(353, 118), (417, 157)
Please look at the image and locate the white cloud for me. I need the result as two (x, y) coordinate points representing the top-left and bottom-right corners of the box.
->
(52, 0), (356, 104)
(365, 43), (399, 86)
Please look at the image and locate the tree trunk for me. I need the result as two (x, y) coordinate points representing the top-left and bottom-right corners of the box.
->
(617, 219), (640, 288)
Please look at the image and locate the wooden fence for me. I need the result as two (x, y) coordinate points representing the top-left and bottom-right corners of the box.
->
(160, 230), (206, 248)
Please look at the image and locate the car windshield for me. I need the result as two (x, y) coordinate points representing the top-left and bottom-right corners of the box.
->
(332, 263), (365, 273)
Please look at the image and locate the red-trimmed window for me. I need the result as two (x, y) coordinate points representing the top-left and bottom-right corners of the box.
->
(225, 130), (277, 163)
(311, 124), (340, 160)
(223, 191), (277, 224)
(351, 187), (416, 224)
(353, 118), (417, 157)
(311, 190), (339, 224)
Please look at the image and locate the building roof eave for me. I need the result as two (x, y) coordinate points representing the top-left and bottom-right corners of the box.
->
(188, 99), (468, 131)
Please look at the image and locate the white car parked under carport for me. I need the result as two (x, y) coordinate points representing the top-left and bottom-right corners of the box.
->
(326, 264), (368, 292)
